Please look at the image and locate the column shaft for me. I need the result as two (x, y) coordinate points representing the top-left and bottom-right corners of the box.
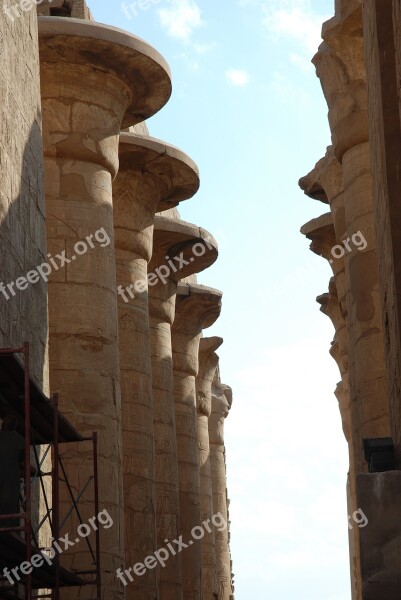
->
(196, 339), (222, 599)
(114, 135), (200, 599)
(342, 141), (390, 471)
(149, 217), (217, 600)
(150, 310), (182, 599)
(209, 381), (232, 600)
(39, 19), (171, 599)
(172, 284), (222, 600)
(363, 0), (401, 459)
(114, 174), (160, 600)
(42, 65), (128, 600)
(173, 356), (202, 599)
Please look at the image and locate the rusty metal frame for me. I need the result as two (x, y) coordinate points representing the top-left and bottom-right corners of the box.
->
(0, 344), (101, 600)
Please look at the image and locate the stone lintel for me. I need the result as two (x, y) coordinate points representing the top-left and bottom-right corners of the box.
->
(38, 17), (172, 128)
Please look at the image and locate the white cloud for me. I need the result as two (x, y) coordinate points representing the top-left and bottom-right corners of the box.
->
(158, 0), (203, 41)
(226, 68), (250, 87)
(263, 0), (326, 55)
(193, 41), (216, 54)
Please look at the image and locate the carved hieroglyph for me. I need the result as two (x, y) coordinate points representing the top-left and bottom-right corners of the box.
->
(39, 18), (171, 599)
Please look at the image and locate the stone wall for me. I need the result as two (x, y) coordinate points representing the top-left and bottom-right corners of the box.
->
(362, 0), (401, 457)
(0, 3), (51, 575)
(0, 8), (48, 389)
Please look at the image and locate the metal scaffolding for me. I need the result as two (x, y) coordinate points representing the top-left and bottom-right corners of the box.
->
(0, 343), (101, 600)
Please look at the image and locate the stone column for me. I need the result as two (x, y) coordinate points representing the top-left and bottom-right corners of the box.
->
(113, 136), (199, 599)
(314, 3), (391, 475)
(300, 154), (351, 439)
(360, 3), (401, 596)
(172, 283), (222, 600)
(300, 213), (349, 425)
(39, 18), (171, 599)
(149, 216), (218, 600)
(302, 5), (392, 597)
(209, 376), (233, 600)
(299, 148), (347, 327)
(196, 338), (223, 599)
(300, 151), (358, 598)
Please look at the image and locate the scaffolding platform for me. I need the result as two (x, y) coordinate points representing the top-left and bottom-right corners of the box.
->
(0, 351), (82, 445)
(0, 533), (87, 588)
(0, 344), (101, 600)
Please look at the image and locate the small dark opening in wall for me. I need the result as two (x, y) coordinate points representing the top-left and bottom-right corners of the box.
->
(50, 7), (72, 16)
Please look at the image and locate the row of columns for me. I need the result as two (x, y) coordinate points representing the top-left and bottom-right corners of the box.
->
(37, 15), (233, 600)
(301, 2), (390, 599)
(299, 1), (401, 598)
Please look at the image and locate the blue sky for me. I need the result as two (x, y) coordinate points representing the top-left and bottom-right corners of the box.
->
(91, 1), (350, 598)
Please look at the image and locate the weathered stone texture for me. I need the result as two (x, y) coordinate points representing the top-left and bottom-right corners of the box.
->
(0, 5), (52, 586)
(0, 10), (48, 388)
(37, 0), (93, 19)
(114, 135), (199, 600)
(362, 0), (401, 459)
(299, 2), (401, 598)
(196, 338), (222, 599)
(0, 10), (235, 600)
(357, 471), (401, 599)
(210, 374), (233, 600)
(39, 18), (171, 600)
(149, 216), (217, 599)
(172, 283), (222, 600)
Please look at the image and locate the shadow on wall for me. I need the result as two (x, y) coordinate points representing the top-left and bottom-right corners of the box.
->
(0, 115), (48, 393)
